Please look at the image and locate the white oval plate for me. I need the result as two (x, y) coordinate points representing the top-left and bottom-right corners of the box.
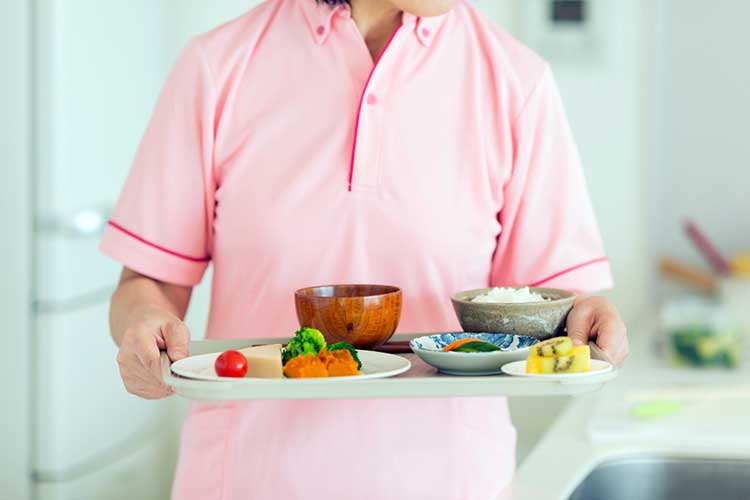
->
(501, 359), (614, 379)
(171, 350), (411, 382)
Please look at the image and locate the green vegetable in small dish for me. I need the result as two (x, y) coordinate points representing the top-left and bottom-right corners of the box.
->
(282, 327), (327, 365)
(451, 341), (501, 353)
(329, 341), (362, 369)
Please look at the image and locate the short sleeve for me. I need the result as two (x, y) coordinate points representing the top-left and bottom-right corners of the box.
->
(100, 39), (215, 286)
(490, 66), (613, 293)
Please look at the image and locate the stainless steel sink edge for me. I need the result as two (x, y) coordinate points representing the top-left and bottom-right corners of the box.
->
(566, 453), (750, 500)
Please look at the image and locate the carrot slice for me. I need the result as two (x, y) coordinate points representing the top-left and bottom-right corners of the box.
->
(442, 338), (485, 352)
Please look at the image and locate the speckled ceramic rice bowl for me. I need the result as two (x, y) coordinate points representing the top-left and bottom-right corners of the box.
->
(451, 287), (576, 340)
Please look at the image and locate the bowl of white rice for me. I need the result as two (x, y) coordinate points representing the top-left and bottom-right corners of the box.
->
(450, 287), (576, 339)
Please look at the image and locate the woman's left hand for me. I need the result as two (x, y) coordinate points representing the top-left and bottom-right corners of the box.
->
(565, 296), (629, 367)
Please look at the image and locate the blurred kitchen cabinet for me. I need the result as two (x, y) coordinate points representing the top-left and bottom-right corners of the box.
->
(33, 302), (164, 473)
(35, 435), (169, 500)
(0, 1), (33, 499)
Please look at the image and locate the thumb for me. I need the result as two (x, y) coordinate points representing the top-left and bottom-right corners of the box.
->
(565, 302), (592, 346)
(163, 321), (191, 362)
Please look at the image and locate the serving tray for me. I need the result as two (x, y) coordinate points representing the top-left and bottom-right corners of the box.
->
(162, 334), (618, 401)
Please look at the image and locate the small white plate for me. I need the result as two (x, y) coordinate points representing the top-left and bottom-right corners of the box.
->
(501, 359), (614, 379)
(171, 350), (411, 382)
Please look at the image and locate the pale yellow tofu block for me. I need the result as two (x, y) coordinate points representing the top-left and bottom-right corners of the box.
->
(239, 344), (284, 378)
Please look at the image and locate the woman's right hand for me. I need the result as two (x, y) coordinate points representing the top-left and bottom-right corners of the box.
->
(115, 304), (191, 400)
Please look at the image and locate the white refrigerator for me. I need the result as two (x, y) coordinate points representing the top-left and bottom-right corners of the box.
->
(32, 1), (174, 498)
(29, 1), (251, 498)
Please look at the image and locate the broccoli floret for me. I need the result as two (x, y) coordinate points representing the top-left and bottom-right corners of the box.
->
(329, 341), (362, 370)
(282, 327), (327, 365)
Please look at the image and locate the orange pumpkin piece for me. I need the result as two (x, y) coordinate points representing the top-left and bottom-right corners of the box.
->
(442, 338), (485, 352)
(319, 349), (360, 377)
(283, 354), (328, 378)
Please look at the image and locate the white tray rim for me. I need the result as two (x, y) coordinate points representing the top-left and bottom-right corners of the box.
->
(162, 334), (619, 401)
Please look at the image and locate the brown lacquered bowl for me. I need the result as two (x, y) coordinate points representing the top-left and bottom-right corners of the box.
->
(294, 285), (402, 349)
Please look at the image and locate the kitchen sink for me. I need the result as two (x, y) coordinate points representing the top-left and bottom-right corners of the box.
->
(567, 456), (750, 500)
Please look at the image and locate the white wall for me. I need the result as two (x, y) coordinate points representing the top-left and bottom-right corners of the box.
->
(649, 0), (750, 280)
(0, 2), (32, 498)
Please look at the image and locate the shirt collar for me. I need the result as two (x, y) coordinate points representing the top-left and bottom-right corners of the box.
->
(401, 11), (446, 47)
(297, 0), (447, 47)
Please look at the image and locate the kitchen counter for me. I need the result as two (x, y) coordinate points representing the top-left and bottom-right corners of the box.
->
(506, 327), (750, 500)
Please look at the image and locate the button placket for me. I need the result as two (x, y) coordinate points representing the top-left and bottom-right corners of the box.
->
(355, 82), (385, 188)
(349, 28), (402, 191)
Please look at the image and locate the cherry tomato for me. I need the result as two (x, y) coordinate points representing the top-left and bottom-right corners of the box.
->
(214, 350), (248, 378)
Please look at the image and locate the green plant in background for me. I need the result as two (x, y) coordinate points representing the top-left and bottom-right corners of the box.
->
(670, 327), (740, 369)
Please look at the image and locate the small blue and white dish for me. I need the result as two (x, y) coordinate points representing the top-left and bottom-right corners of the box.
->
(410, 333), (538, 376)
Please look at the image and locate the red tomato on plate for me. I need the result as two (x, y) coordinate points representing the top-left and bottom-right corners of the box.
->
(214, 350), (248, 378)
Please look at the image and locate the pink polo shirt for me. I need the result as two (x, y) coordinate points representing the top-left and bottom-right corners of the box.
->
(100, 0), (612, 498)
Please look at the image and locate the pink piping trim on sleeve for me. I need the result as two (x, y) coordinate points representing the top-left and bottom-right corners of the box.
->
(528, 257), (609, 287)
(348, 26), (402, 192)
(107, 221), (210, 263)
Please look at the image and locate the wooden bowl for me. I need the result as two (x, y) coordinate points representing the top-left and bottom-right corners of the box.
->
(294, 285), (402, 349)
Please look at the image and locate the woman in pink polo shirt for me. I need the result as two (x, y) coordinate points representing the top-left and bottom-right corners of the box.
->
(103, 0), (628, 498)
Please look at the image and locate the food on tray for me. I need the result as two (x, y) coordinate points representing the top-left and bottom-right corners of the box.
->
(329, 341), (362, 369)
(526, 344), (590, 374)
(283, 354), (328, 378)
(471, 287), (547, 304)
(239, 344), (284, 378)
(442, 338), (501, 353)
(214, 350), (248, 378)
(452, 341), (502, 353)
(282, 327), (327, 365)
(442, 337), (482, 351)
(210, 330), (365, 379)
(281, 328), (362, 378)
(319, 349), (360, 376)
(284, 349), (360, 378)
(529, 337), (573, 357)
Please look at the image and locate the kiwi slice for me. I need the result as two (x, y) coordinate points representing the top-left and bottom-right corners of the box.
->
(526, 346), (591, 374)
(542, 353), (590, 373)
(530, 337), (573, 357)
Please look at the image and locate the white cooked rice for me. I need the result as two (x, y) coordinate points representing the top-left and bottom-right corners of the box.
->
(471, 287), (547, 304)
